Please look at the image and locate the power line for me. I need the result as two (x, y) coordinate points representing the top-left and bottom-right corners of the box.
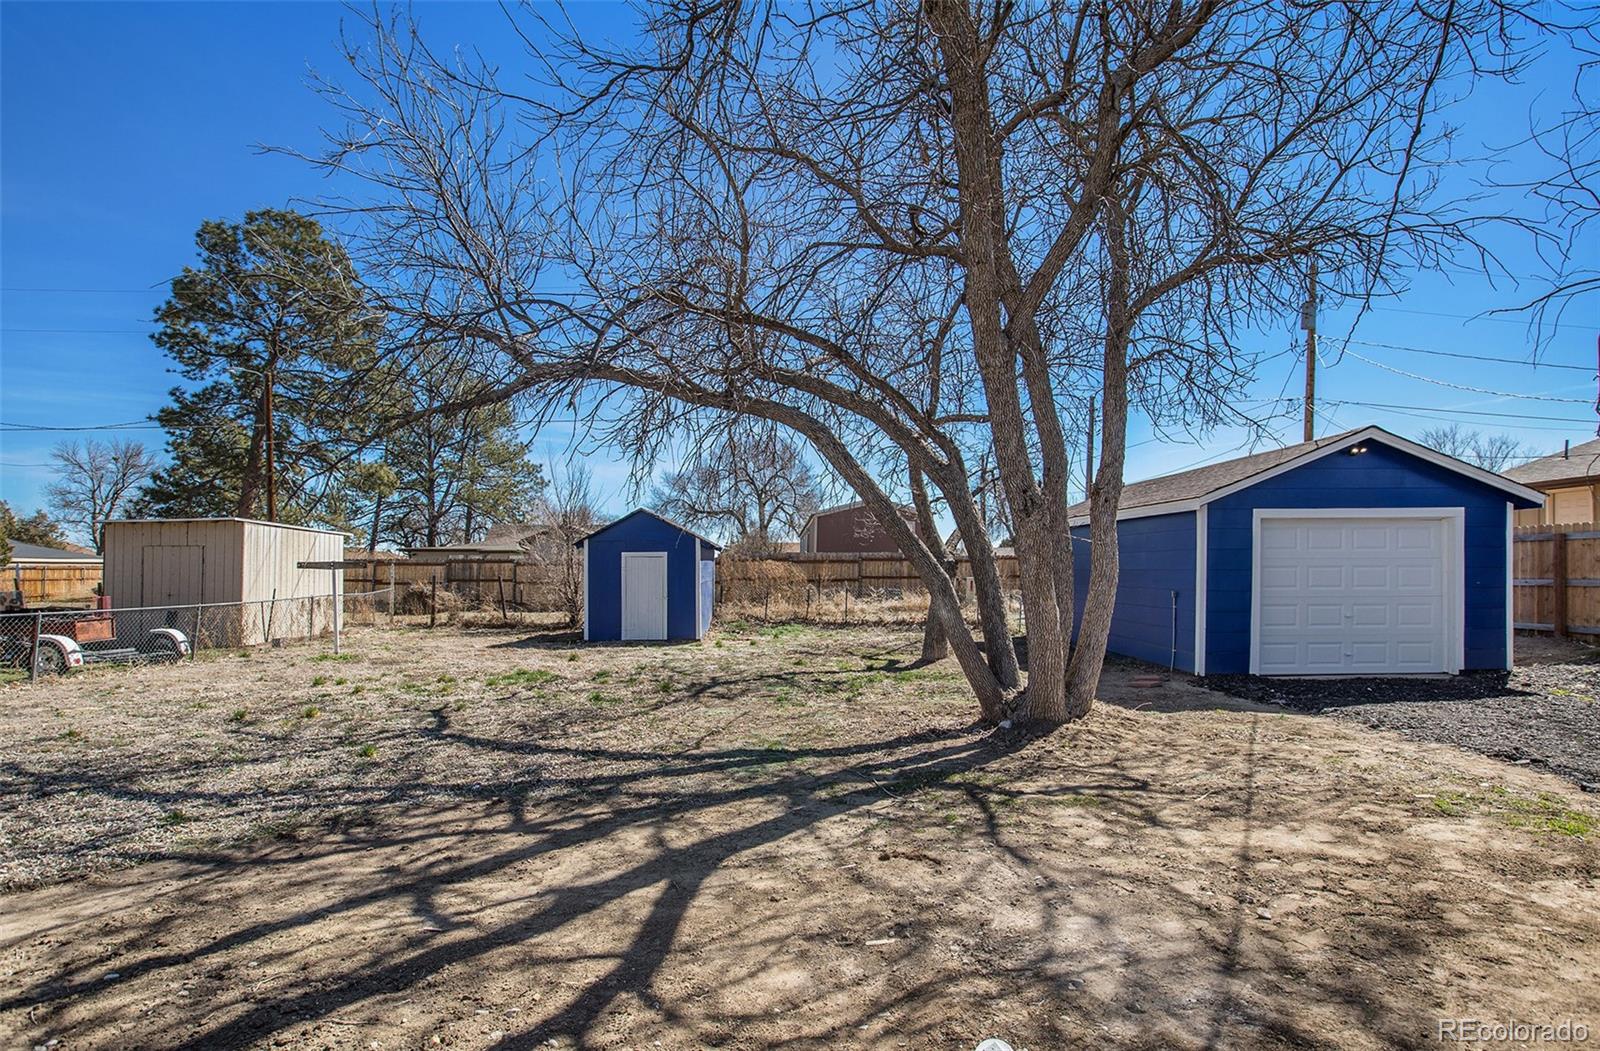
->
(0, 421), (159, 432)
(1, 286), (163, 293)
(1368, 306), (1589, 330)
(1337, 347), (1591, 403)
(0, 326), (153, 334)
(1330, 337), (1595, 373)
(1329, 401), (1589, 433)
(1335, 399), (1595, 424)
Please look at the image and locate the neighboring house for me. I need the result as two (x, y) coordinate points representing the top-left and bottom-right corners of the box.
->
(4, 541), (103, 606)
(577, 509), (720, 642)
(406, 521), (557, 561)
(1065, 425), (1542, 677)
(1503, 439), (1600, 527)
(798, 501), (917, 555)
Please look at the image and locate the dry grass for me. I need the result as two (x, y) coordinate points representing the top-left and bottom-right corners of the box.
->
(1, 623), (1597, 1050)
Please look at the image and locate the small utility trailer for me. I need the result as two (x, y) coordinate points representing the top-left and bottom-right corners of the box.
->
(1, 597), (190, 677)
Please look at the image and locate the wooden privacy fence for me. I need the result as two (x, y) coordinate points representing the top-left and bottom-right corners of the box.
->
(716, 552), (1022, 609)
(1514, 524), (1600, 636)
(6, 563), (102, 606)
(340, 556), (564, 611)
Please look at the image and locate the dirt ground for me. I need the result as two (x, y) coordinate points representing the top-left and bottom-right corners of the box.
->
(1197, 635), (1600, 790)
(2, 623), (1597, 1050)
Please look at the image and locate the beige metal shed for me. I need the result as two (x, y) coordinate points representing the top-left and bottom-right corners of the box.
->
(101, 518), (345, 645)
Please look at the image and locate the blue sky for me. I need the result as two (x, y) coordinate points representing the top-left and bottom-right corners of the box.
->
(2, 2), (1595, 529)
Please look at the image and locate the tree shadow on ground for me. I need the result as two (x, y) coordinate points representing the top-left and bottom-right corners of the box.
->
(1, 637), (1537, 1051)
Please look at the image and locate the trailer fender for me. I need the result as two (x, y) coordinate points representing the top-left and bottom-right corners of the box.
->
(143, 628), (191, 659)
(36, 635), (85, 672)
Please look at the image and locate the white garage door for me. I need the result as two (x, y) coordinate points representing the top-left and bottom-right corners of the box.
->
(1256, 517), (1449, 675)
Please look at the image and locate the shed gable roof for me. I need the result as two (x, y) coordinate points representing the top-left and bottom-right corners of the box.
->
(1068, 425), (1544, 523)
(574, 508), (723, 550)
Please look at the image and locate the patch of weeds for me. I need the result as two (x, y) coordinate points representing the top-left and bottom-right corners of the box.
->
(656, 677), (675, 694)
(356, 743), (378, 759)
(1431, 787), (1594, 836)
(312, 652), (358, 663)
(311, 674), (330, 687)
(770, 688), (806, 709)
(59, 726), (82, 741)
(235, 650), (251, 659)
(350, 684), (364, 696)
(333, 677), (349, 686)
(763, 624), (807, 640)
(228, 708), (250, 724)
(437, 674), (456, 685)
(588, 690), (620, 705)
(1052, 792), (1105, 809)
(452, 699), (468, 712)
(567, 653), (579, 663)
(592, 669), (612, 682)
(160, 809), (192, 826)
(302, 705), (321, 719)
(486, 668), (559, 688)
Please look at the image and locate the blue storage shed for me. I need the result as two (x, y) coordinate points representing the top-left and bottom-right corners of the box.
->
(579, 509), (720, 642)
(1068, 426), (1544, 676)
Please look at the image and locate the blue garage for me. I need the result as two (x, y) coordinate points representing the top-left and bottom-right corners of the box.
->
(1069, 426), (1543, 676)
(579, 509), (719, 642)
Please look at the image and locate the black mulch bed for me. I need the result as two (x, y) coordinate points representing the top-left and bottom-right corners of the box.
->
(1195, 643), (1600, 791)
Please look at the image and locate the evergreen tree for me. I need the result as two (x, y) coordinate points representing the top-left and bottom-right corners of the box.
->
(137, 209), (379, 521)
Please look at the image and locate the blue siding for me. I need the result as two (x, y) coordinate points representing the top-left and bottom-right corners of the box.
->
(699, 546), (716, 636)
(584, 510), (710, 642)
(1071, 511), (1198, 672)
(1203, 439), (1523, 674)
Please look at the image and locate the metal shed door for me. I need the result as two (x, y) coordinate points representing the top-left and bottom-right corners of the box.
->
(141, 545), (205, 607)
(1255, 517), (1448, 675)
(621, 552), (668, 641)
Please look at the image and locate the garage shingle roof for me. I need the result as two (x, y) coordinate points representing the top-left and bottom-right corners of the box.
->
(1067, 427), (1367, 518)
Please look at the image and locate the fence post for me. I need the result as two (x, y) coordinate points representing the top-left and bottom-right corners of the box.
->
(29, 612), (42, 683)
(191, 604), (201, 658)
(1553, 530), (1569, 637)
(388, 562), (396, 625)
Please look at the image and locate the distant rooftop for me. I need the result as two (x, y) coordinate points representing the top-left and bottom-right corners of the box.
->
(1503, 438), (1600, 487)
(7, 541), (101, 562)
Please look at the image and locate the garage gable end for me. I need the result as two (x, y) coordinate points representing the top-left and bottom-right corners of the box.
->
(1201, 438), (1517, 676)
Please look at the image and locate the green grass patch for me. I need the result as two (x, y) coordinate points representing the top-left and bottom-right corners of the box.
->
(486, 668), (559, 688)
(228, 707), (250, 724)
(302, 705), (321, 719)
(1431, 787), (1593, 836)
(311, 674), (330, 687)
(312, 652), (358, 663)
(356, 743), (377, 759)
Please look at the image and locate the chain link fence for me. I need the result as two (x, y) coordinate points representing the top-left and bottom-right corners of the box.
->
(0, 589), (395, 683)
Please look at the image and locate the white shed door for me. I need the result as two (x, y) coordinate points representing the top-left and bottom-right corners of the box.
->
(1256, 518), (1447, 675)
(621, 552), (668, 641)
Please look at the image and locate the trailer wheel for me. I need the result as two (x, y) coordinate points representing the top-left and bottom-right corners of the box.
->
(34, 643), (68, 677)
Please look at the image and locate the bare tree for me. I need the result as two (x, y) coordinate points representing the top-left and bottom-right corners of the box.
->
(524, 463), (600, 627)
(1419, 424), (1534, 472)
(314, 1), (1543, 724)
(652, 425), (821, 553)
(46, 440), (157, 552)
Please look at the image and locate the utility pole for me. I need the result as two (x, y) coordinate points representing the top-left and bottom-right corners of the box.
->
(264, 364), (277, 522)
(1302, 259), (1318, 443)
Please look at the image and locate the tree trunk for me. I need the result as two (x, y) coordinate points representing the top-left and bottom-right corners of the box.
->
(237, 382), (269, 517)
(1064, 200), (1134, 718)
(909, 468), (951, 663)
